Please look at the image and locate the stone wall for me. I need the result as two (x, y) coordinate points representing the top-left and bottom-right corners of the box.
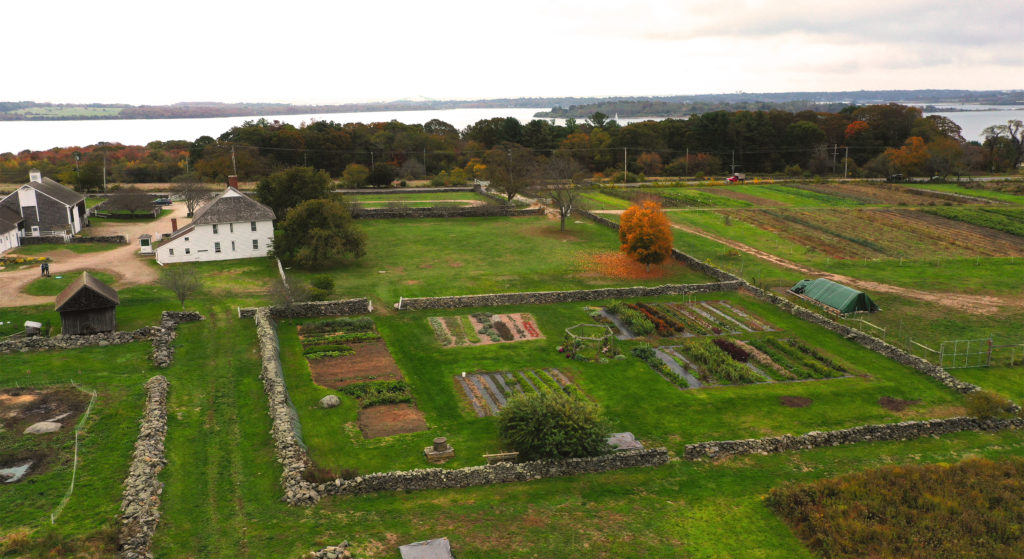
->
(253, 307), (320, 506)
(397, 282), (742, 311)
(475, 184), (512, 205)
(351, 206), (542, 219)
(315, 449), (669, 498)
(338, 187), (475, 195)
(685, 417), (1024, 461)
(239, 298), (372, 319)
(16, 235), (126, 246)
(150, 311), (204, 368)
(118, 375), (169, 559)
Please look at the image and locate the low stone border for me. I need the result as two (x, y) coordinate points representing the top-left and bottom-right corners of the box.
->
(238, 298), (372, 319)
(396, 282), (742, 311)
(685, 416), (1024, 461)
(336, 187), (475, 195)
(0, 311), (204, 370)
(308, 542), (352, 558)
(118, 375), (169, 559)
(253, 307), (320, 506)
(314, 448), (669, 498)
(351, 206), (542, 219)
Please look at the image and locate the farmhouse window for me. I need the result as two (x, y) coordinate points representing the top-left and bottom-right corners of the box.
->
(250, 221), (257, 231)
(214, 242), (221, 253)
(252, 239), (259, 250)
(184, 237), (189, 242)
(169, 249), (174, 256)
(185, 248), (190, 255)
(213, 224), (218, 234)
(229, 223), (234, 233)
(231, 241), (236, 251)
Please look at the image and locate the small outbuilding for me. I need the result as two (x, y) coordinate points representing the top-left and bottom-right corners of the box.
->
(790, 278), (879, 315)
(55, 272), (120, 335)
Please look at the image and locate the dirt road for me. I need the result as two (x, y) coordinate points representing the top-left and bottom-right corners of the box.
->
(0, 203), (189, 308)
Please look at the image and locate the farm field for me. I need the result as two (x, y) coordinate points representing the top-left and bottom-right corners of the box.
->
(286, 216), (714, 305)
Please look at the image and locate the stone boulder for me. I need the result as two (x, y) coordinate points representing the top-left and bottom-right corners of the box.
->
(24, 421), (62, 434)
(319, 395), (341, 408)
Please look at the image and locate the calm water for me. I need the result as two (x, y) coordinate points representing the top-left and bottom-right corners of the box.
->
(1, 105), (1021, 153)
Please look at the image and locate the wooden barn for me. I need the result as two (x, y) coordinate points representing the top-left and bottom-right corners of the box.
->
(55, 272), (120, 335)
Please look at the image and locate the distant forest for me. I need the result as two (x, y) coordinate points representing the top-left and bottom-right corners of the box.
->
(1, 89), (1022, 121)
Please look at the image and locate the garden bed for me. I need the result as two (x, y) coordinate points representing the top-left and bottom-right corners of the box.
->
(605, 300), (774, 338)
(455, 369), (580, 417)
(298, 318), (402, 388)
(357, 403), (428, 439)
(429, 312), (543, 347)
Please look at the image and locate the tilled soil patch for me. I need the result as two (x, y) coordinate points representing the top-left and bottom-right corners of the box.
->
(308, 340), (403, 389)
(1, 387), (90, 432)
(358, 403), (427, 439)
(879, 396), (921, 412)
(780, 396), (813, 408)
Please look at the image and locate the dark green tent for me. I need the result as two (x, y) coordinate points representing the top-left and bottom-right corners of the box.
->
(790, 278), (879, 314)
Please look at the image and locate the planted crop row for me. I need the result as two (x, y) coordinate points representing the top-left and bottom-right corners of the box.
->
(632, 302), (686, 336)
(747, 338), (843, 379)
(298, 316), (375, 334)
(301, 331), (380, 346)
(632, 344), (685, 387)
(607, 301), (655, 335)
(681, 338), (761, 384)
(429, 317), (453, 346)
(338, 380), (412, 407)
(922, 207), (1024, 238)
(714, 301), (772, 332)
(443, 316), (468, 345)
(302, 344), (354, 356)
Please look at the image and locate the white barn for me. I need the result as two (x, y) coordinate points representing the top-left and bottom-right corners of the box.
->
(155, 187), (275, 265)
(0, 206), (22, 254)
(0, 170), (86, 239)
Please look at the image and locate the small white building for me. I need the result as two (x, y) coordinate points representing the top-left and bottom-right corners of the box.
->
(155, 187), (275, 265)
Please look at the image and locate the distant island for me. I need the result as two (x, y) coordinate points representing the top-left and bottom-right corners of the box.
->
(2, 89), (1022, 121)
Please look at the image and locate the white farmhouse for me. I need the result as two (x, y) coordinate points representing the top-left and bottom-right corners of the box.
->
(155, 187), (275, 265)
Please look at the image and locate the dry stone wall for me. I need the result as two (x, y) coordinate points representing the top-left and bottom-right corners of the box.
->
(337, 186), (475, 195)
(397, 283), (742, 311)
(253, 307), (320, 506)
(118, 375), (169, 559)
(238, 298), (372, 319)
(314, 449), (669, 498)
(685, 417), (1024, 461)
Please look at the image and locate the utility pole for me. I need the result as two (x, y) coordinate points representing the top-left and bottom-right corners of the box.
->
(370, 151), (374, 173)
(730, 150), (738, 175)
(185, 153), (189, 174)
(623, 148), (628, 181)
(231, 145), (237, 176)
(685, 147), (689, 176)
(832, 144), (838, 175)
(102, 152), (107, 192)
(844, 146), (849, 180)
(423, 147), (427, 175)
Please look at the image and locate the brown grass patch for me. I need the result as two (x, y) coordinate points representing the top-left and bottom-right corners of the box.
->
(447, 260), (464, 268)
(402, 280), (421, 285)
(879, 396), (921, 412)
(358, 404), (427, 439)
(780, 396), (812, 408)
(576, 251), (674, 280)
(308, 340), (403, 388)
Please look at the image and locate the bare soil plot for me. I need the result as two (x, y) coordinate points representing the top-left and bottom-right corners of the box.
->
(0, 387), (91, 483)
(357, 403), (427, 439)
(793, 183), (978, 206)
(307, 340), (403, 388)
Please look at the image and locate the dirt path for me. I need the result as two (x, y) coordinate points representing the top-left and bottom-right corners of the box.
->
(0, 203), (189, 308)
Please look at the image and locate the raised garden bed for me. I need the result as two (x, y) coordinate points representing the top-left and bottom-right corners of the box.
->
(430, 312), (543, 347)
(357, 403), (427, 439)
(455, 369), (581, 417)
(604, 300), (774, 338)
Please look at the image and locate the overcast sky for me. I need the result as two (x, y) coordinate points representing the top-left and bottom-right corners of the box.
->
(6, 0), (1022, 104)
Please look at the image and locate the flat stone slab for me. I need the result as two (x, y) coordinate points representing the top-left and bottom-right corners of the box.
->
(607, 432), (644, 451)
(400, 537), (454, 559)
(24, 421), (62, 434)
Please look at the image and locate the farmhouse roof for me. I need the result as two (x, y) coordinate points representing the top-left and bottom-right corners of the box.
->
(29, 177), (86, 207)
(0, 205), (21, 231)
(191, 186), (275, 225)
(790, 278), (879, 314)
(55, 272), (120, 312)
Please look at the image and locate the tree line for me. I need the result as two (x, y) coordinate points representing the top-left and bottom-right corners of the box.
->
(2, 104), (1021, 190)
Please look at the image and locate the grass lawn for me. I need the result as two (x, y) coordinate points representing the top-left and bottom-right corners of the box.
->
(913, 183), (1024, 204)
(23, 270), (118, 296)
(11, 243), (120, 256)
(286, 216), (714, 306)
(278, 291), (969, 477)
(354, 201), (475, 208)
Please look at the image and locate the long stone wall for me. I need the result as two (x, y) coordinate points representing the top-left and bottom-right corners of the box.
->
(685, 417), (1024, 461)
(253, 307), (320, 506)
(118, 375), (169, 559)
(397, 282), (743, 311)
(238, 298), (372, 319)
(337, 187), (476, 195)
(315, 448), (669, 498)
(351, 206), (542, 219)
(151, 311), (204, 368)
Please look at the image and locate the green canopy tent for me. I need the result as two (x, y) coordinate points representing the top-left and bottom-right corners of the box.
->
(790, 278), (879, 314)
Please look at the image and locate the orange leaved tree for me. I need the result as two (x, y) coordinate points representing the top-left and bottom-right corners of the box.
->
(619, 200), (673, 271)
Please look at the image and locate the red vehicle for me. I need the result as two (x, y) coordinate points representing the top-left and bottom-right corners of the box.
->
(727, 173), (746, 183)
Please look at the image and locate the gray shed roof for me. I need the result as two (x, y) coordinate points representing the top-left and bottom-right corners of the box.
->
(55, 272), (120, 312)
(191, 186), (275, 225)
(29, 177), (86, 207)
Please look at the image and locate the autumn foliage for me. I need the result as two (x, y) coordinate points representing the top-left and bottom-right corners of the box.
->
(619, 200), (673, 271)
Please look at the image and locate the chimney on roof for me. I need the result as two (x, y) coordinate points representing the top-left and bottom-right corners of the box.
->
(227, 175), (238, 188)
(171, 218), (178, 232)
(29, 169), (42, 183)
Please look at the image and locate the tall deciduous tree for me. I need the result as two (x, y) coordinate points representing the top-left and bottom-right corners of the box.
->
(619, 200), (673, 271)
(484, 144), (536, 204)
(982, 120), (1023, 169)
(106, 187), (153, 217)
(535, 156), (587, 231)
(172, 173), (211, 217)
(255, 166), (331, 219)
(160, 264), (202, 309)
(274, 198), (365, 269)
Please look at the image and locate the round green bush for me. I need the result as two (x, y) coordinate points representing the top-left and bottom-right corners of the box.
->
(964, 390), (1015, 419)
(497, 390), (610, 461)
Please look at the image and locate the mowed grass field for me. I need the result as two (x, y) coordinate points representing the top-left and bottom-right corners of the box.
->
(287, 216), (713, 306)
